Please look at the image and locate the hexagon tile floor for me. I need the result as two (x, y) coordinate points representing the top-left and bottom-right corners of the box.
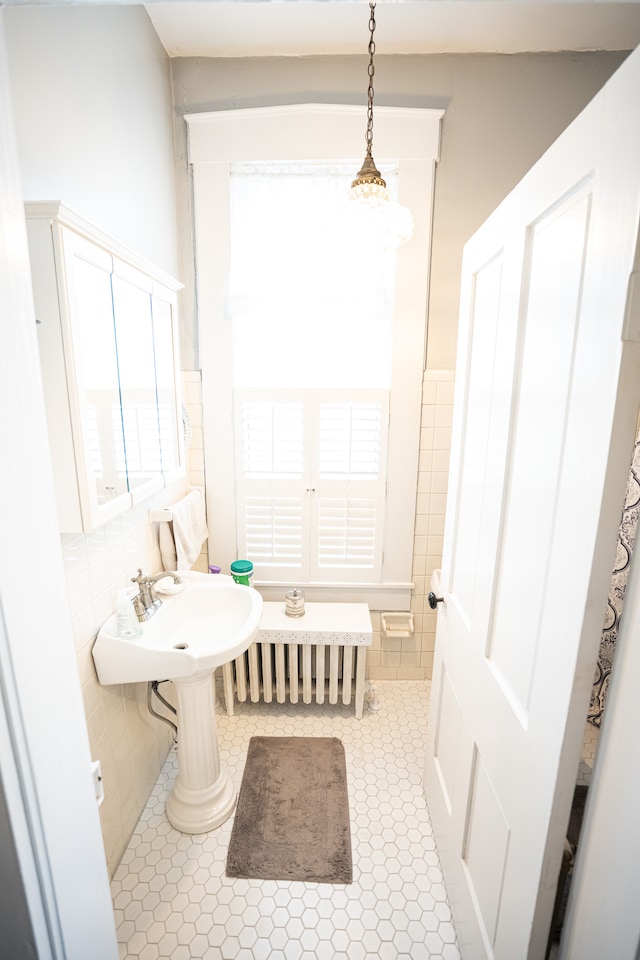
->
(111, 679), (461, 960)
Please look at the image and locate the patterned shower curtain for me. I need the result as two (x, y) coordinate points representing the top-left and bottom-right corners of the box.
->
(588, 428), (640, 726)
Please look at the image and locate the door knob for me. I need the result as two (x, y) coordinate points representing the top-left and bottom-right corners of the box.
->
(428, 592), (444, 610)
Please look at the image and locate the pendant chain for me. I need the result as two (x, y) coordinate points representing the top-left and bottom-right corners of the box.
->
(365, 3), (376, 157)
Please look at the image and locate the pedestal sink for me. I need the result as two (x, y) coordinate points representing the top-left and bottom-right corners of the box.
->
(92, 572), (263, 833)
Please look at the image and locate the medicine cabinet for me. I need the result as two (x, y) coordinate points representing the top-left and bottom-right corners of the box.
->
(26, 202), (185, 533)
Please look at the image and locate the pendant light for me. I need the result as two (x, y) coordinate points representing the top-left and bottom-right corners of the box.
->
(348, 2), (414, 248)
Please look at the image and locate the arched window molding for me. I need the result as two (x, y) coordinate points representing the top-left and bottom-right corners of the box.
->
(186, 103), (443, 609)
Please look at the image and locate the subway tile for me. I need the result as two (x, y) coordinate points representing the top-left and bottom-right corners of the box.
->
(89, 556), (112, 599)
(81, 672), (104, 721)
(188, 448), (205, 475)
(93, 587), (115, 633)
(71, 602), (98, 653)
(414, 514), (429, 537)
(422, 632), (437, 654)
(420, 404), (436, 428)
(435, 404), (453, 429)
(365, 648), (381, 667)
(427, 535), (444, 555)
(433, 427), (452, 450)
(422, 380), (437, 404)
(429, 493), (448, 516)
(431, 472), (450, 495)
(76, 637), (98, 686)
(421, 652), (435, 677)
(66, 568), (93, 619)
(426, 368), (454, 382)
(367, 666), (398, 680)
(432, 449), (451, 472)
(418, 449), (433, 473)
(186, 403), (203, 428)
(420, 427), (434, 451)
(379, 649), (403, 667)
(396, 667), (426, 681)
(436, 380), (455, 404)
(60, 533), (89, 577)
(86, 528), (109, 567)
(413, 535), (428, 558)
(182, 378), (203, 406)
(412, 576), (426, 598)
(428, 514), (446, 537)
(417, 471), (432, 494)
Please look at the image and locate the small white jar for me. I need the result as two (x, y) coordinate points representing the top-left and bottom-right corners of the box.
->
(285, 588), (305, 618)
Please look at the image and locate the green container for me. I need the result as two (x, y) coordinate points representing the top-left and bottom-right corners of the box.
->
(230, 559), (254, 586)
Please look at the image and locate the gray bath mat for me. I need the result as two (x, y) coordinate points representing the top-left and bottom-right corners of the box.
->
(226, 736), (352, 884)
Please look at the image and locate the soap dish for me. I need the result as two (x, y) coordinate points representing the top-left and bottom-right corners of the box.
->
(154, 577), (187, 595)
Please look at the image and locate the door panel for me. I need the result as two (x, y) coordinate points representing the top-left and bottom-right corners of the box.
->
(464, 754), (511, 949)
(425, 47), (640, 960)
(489, 186), (593, 717)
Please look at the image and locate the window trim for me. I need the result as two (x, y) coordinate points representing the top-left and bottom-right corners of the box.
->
(187, 103), (443, 610)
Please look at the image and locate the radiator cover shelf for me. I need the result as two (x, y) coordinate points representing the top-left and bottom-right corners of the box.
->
(221, 601), (372, 719)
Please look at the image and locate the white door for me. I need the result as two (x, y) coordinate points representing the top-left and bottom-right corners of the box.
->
(425, 47), (640, 960)
(0, 20), (119, 960)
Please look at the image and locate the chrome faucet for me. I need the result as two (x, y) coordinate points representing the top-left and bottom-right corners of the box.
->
(130, 569), (183, 622)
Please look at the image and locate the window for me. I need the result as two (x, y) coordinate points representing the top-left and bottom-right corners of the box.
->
(235, 388), (388, 582)
(229, 162), (393, 583)
(187, 104), (442, 607)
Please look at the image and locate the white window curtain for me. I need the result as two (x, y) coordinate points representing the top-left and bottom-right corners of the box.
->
(229, 162), (396, 389)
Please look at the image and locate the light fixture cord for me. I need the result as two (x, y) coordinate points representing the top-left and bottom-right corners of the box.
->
(365, 2), (376, 159)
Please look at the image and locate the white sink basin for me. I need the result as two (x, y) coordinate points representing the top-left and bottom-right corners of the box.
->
(93, 571), (263, 685)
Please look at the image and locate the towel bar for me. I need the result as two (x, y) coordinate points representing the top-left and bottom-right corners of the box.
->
(148, 507), (174, 522)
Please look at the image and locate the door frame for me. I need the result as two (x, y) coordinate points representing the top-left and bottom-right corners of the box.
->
(560, 484), (640, 957)
(425, 43), (640, 960)
(0, 16), (118, 958)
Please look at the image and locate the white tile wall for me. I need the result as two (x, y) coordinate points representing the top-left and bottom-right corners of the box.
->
(367, 370), (454, 683)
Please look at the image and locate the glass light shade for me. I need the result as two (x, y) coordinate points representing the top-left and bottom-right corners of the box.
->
(347, 188), (414, 249)
(349, 179), (389, 203)
(348, 151), (414, 248)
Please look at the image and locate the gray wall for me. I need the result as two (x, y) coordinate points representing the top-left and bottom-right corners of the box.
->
(5, 4), (179, 278)
(171, 51), (628, 369)
(4, 3), (182, 878)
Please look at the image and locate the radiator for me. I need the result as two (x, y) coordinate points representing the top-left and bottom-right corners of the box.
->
(220, 601), (372, 719)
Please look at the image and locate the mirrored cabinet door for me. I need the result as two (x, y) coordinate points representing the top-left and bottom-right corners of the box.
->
(152, 287), (183, 482)
(111, 260), (164, 502)
(62, 231), (131, 518)
(26, 202), (184, 533)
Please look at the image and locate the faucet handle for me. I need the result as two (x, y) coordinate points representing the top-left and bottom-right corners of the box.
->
(131, 568), (147, 587)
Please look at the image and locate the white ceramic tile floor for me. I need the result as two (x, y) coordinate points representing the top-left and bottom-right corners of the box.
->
(111, 679), (461, 960)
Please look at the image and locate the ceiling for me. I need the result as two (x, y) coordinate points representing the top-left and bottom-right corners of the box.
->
(141, 0), (640, 58)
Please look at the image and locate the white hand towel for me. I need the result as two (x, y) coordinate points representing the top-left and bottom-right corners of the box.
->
(159, 521), (178, 571)
(160, 488), (208, 571)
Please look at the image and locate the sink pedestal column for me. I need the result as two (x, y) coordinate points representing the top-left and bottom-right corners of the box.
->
(166, 670), (236, 833)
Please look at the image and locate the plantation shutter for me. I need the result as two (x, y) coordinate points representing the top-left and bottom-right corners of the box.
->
(234, 389), (388, 582)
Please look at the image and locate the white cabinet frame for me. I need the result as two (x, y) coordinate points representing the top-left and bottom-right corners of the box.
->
(26, 202), (185, 532)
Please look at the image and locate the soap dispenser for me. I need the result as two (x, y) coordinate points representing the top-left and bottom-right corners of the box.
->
(116, 589), (142, 639)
